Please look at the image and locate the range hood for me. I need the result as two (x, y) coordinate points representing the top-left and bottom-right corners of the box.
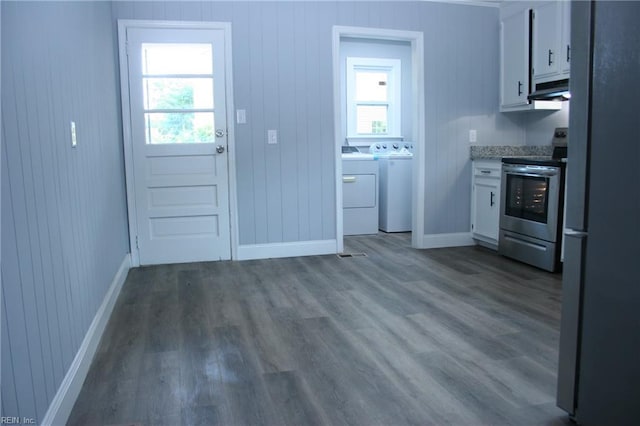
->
(528, 78), (570, 101)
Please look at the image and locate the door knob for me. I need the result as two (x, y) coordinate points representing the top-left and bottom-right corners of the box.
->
(216, 145), (225, 154)
(215, 129), (226, 138)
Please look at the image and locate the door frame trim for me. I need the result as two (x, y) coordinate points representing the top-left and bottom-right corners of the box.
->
(117, 20), (238, 266)
(332, 26), (425, 251)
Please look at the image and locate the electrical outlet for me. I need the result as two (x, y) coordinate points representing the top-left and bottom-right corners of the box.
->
(469, 129), (477, 143)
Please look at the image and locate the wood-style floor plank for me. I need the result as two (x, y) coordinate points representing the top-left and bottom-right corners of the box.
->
(68, 233), (572, 426)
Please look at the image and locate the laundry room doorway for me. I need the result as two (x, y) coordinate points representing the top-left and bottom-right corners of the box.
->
(332, 26), (425, 253)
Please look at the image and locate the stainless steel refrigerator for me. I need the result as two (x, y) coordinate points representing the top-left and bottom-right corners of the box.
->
(557, 1), (640, 424)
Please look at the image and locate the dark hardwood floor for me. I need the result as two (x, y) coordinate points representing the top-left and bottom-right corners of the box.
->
(68, 233), (572, 426)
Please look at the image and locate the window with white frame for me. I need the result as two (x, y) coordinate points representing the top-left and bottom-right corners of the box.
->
(346, 57), (401, 138)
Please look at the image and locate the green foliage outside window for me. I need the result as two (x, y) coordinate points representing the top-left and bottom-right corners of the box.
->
(147, 80), (214, 144)
(371, 120), (387, 134)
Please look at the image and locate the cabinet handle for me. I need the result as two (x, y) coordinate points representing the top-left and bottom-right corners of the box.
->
(566, 45), (571, 63)
(548, 49), (554, 66)
(343, 176), (356, 183)
(481, 170), (491, 174)
(518, 80), (523, 96)
(490, 191), (495, 207)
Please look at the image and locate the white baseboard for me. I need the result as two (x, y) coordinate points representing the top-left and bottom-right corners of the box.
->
(237, 239), (337, 260)
(418, 232), (475, 249)
(42, 254), (131, 426)
(474, 236), (498, 251)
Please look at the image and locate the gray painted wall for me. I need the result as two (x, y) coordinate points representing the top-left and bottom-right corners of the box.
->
(112, 0), (524, 238)
(339, 37), (413, 145)
(1, 1), (129, 422)
(523, 103), (569, 146)
(488, 105), (569, 146)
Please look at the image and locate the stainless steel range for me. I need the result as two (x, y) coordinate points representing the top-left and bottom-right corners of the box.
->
(499, 128), (568, 272)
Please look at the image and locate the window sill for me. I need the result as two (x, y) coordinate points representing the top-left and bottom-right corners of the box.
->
(346, 135), (404, 143)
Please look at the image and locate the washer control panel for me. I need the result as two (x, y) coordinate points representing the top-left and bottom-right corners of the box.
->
(369, 142), (414, 155)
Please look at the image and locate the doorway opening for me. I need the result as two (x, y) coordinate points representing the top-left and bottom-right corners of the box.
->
(332, 26), (425, 253)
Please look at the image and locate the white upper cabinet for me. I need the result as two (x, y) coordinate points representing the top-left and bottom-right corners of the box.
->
(560, 0), (571, 75)
(501, 9), (530, 108)
(500, 7), (561, 112)
(532, 1), (570, 84)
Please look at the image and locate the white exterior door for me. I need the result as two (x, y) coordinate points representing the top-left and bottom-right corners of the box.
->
(124, 26), (231, 265)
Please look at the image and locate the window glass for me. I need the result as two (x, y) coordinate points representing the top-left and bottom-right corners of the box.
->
(144, 112), (215, 144)
(356, 105), (388, 134)
(144, 78), (214, 110)
(141, 43), (216, 144)
(355, 71), (388, 102)
(346, 57), (400, 138)
(142, 43), (212, 75)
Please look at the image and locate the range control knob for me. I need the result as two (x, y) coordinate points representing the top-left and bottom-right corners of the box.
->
(393, 143), (399, 150)
(375, 144), (381, 149)
(382, 144), (387, 149)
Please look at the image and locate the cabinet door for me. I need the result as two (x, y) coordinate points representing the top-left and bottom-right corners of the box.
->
(533, 1), (562, 81)
(473, 179), (500, 241)
(501, 10), (530, 107)
(561, 1), (571, 75)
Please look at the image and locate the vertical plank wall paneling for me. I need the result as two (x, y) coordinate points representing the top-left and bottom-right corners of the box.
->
(292, 0), (310, 242)
(1, 1), (129, 422)
(112, 1), (526, 242)
(262, 3), (284, 243)
(247, 3), (270, 242)
(276, 2), (300, 242)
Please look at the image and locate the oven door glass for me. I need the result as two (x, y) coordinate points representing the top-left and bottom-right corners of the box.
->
(504, 174), (549, 223)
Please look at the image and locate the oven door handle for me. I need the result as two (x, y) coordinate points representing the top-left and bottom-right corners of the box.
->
(504, 171), (556, 178)
(503, 167), (559, 177)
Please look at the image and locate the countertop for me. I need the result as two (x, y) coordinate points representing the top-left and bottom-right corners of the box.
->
(470, 145), (554, 160)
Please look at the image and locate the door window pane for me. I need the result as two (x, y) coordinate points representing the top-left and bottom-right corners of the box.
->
(142, 43), (213, 75)
(144, 78), (214, 110)
(355, 71), (388, 102)
(145, 112), (215, 144)
(356, 105), (388, 134)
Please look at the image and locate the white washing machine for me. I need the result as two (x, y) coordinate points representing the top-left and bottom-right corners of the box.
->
(370, 142), (413, 232)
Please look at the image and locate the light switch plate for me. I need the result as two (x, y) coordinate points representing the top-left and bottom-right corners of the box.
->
(268, 129), (278, 144)
(236, 109), (246, 124)
(469, 129), (477, 143)
(71, 121), (77, 147)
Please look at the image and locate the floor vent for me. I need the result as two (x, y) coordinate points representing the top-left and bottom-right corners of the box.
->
(337, 253), (367, 258)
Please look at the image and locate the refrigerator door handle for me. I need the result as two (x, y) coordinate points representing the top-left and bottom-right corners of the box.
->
(565, 229), (588, 238)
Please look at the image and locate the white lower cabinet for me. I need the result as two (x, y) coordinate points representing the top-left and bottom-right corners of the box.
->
(471, 160), (502, 248)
